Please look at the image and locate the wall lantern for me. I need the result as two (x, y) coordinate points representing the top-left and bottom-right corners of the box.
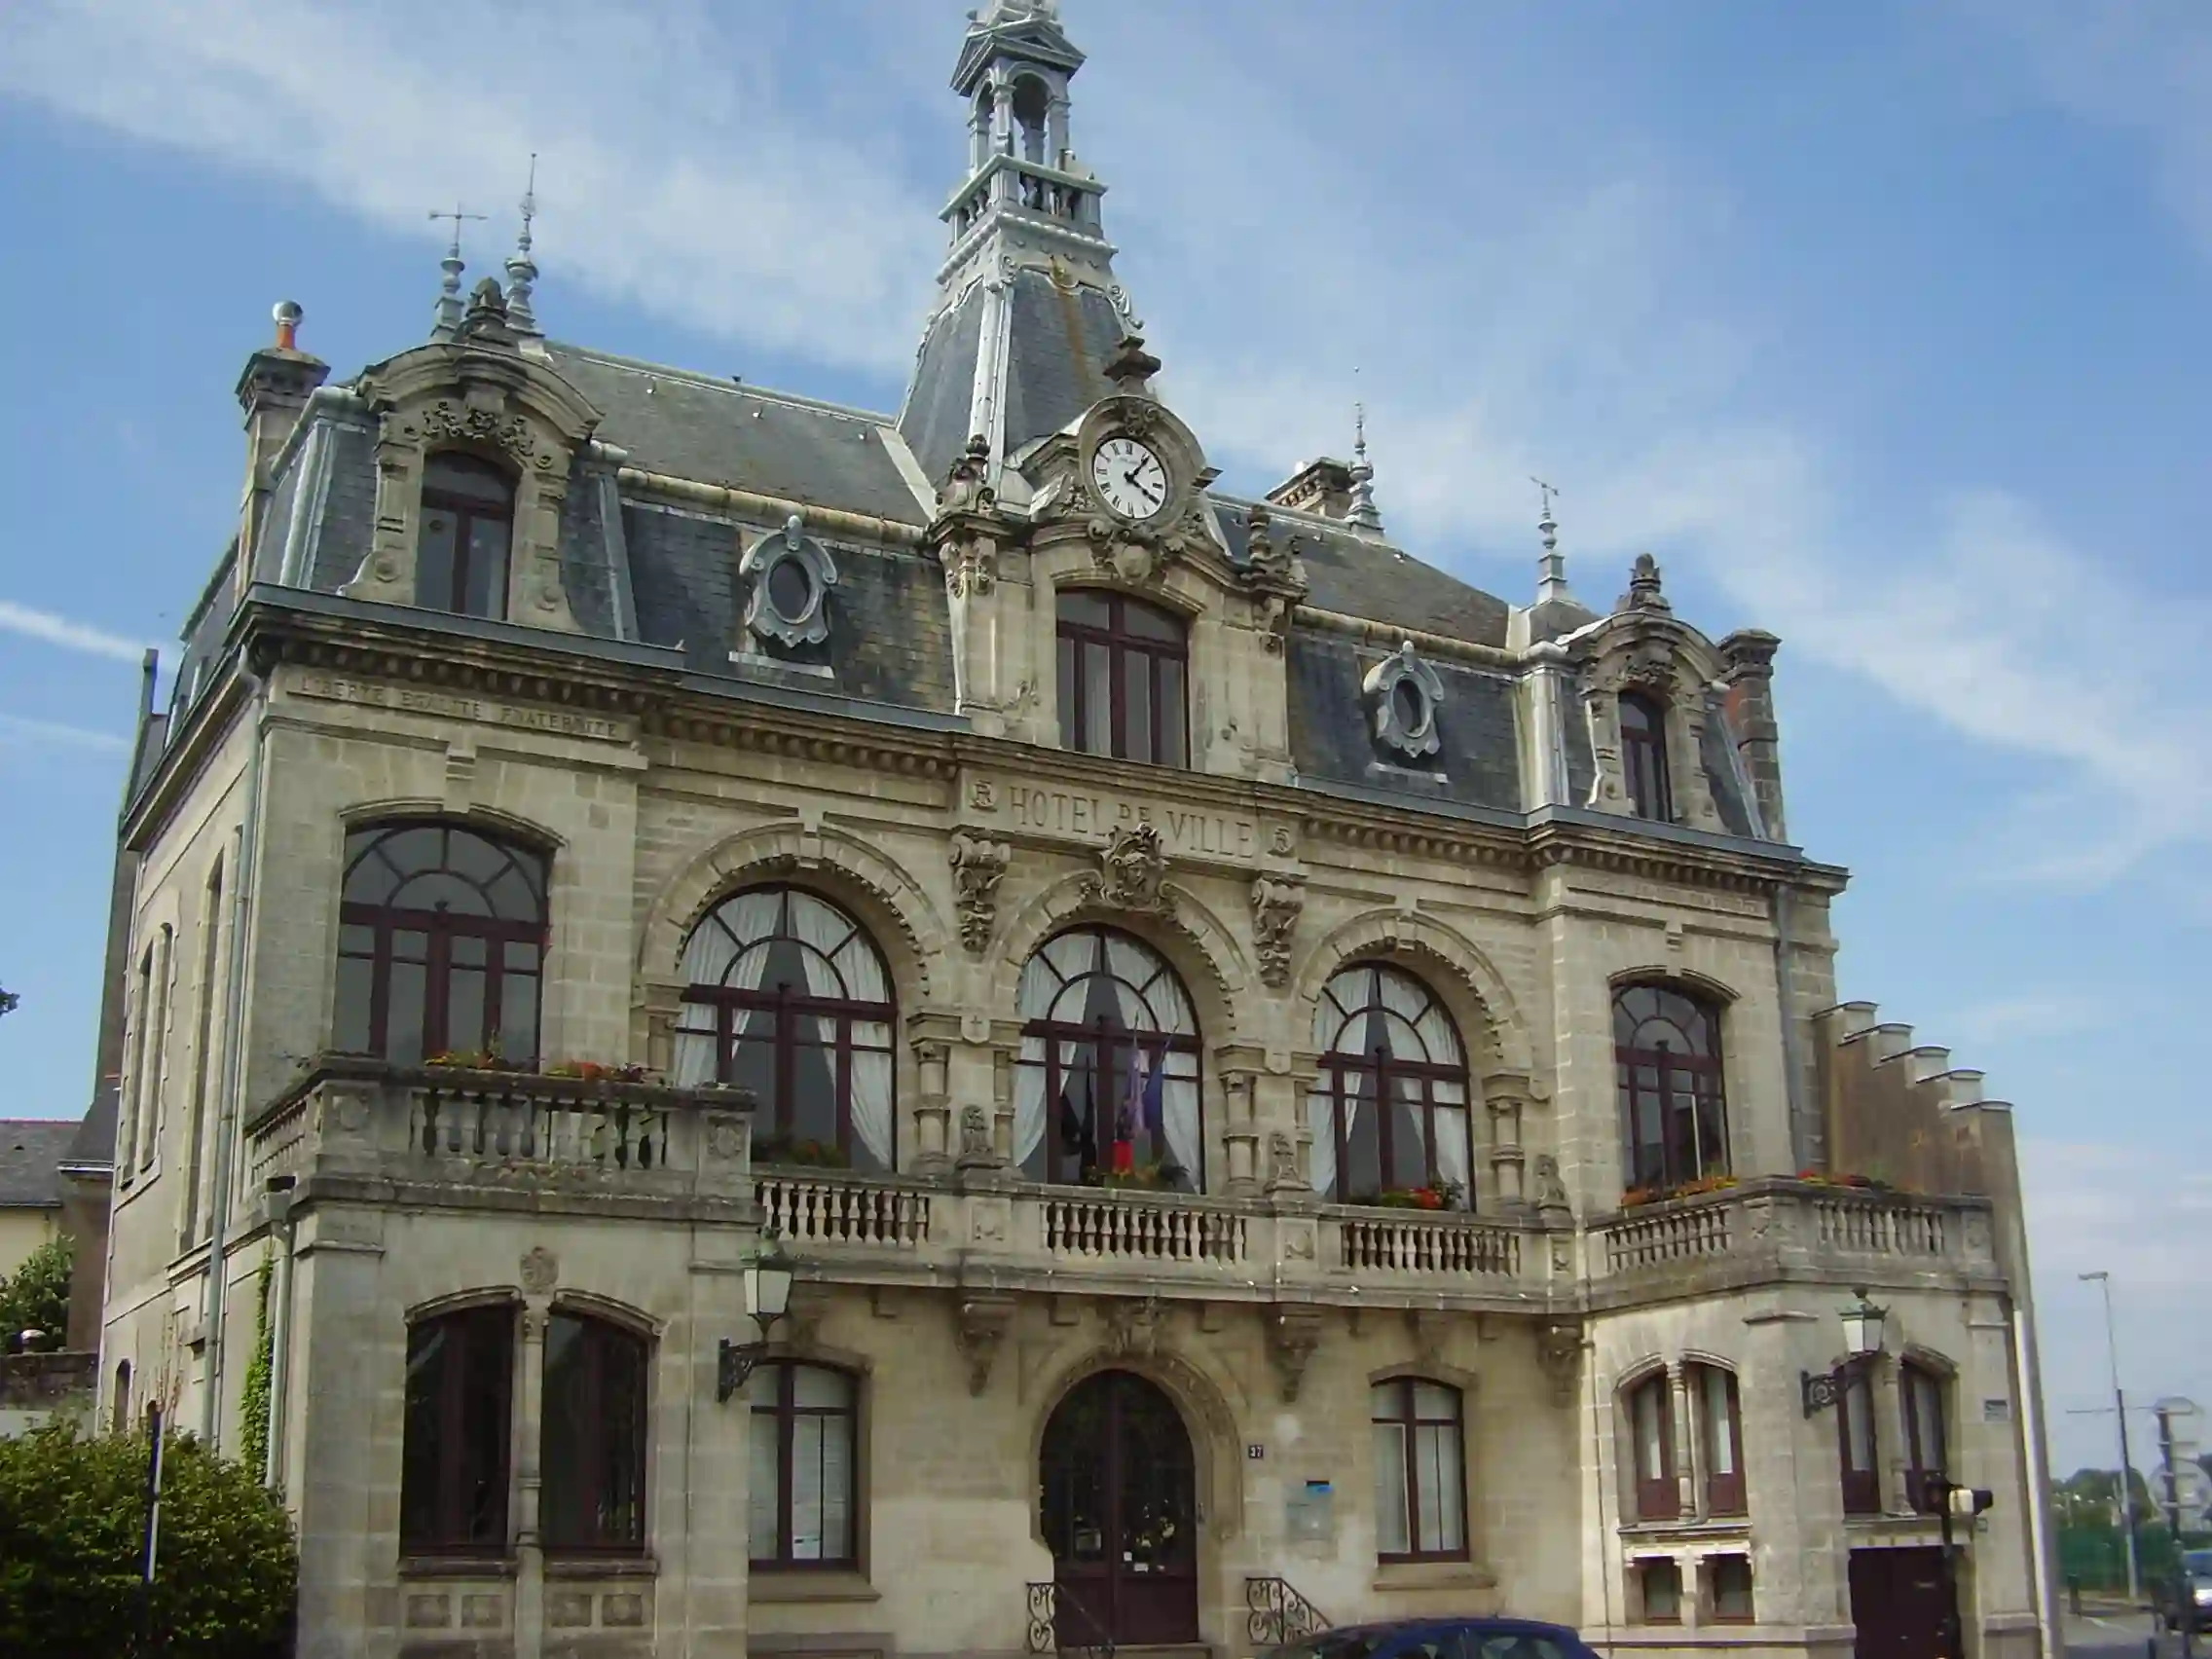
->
(716, 1233), (797, 1402)
(1801, 1287), (1888, 1417)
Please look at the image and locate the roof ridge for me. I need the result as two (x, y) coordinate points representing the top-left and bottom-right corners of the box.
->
(546, 343), (897, 426)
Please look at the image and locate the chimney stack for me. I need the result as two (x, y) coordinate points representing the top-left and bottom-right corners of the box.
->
(1264, 458), (1355, 522)
(234, 301), (329, 585)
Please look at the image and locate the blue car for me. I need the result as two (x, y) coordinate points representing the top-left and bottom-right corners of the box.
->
(1267, 1618), (1604, 1659)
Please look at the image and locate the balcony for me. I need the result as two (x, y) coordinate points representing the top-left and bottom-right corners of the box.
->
(240, 1055), (756, 1220)
(754, 1166), (1549, 1309)
(1590, 1176), (2000, 1304)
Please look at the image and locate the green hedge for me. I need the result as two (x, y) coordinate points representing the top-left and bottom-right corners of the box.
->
(0, 1422), (296, 1656)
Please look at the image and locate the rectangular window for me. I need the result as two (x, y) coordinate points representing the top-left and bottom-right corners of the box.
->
(180, 863), (224, 1244)
(1838, 1371), (1880, 1516)
(540, 1313), (649, 1552)
(1710, 1554), (1754, 1622)
(750, 1362), (860, 1569)
(1055, 591), (1189, 768)
(1371, 1379), (1467, 1562)
(1638, 1559), (1683, 1623)
(1903, 1365), (1948, 1514)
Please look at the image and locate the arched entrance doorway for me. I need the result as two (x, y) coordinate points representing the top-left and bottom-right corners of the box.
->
(1041, 1369), (1199, 1645)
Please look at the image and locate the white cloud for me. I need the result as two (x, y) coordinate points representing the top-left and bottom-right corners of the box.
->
(0, 714), (129, 753)
(0, 600), (154, 664)
(1942, 992), (2111, 1048)
(5, 0), (2208, 882)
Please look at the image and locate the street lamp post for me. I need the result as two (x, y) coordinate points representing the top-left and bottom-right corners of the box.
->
(717, 1235), (797, 1402)
(2080, 1271), (2140, 1605)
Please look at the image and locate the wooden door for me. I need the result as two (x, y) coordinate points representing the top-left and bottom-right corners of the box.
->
(1849, 1547), (1956, 1659)
(1042, 1370), (1200, 1645)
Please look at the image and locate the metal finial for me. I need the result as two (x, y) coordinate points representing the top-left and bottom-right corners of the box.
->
(1346, 396), (1382, 534)
(506, 156), (541, 334)
(1531, 476), (1570, 605)
(427, 203), (487, 339)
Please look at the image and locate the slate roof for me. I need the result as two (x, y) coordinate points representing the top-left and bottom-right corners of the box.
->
(0, 1122), (76, 1209)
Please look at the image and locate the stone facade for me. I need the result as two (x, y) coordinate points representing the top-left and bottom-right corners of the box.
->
(87, 5), (2056, 1659)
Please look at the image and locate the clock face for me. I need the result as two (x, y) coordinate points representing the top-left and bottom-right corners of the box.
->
(1091, 436), (1170, 521)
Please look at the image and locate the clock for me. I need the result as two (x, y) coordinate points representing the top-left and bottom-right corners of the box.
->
(1090, 435), (1170, 521)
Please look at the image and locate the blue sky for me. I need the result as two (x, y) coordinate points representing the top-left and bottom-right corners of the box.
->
(1, 0), (2206, 1479)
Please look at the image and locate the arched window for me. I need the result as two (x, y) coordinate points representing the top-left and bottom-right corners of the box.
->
(749, 1361), (859, 1569)
(401, 1305), (514, 1553)
(334, 822), (549, 1067)
(111, 1360), (132, 1436)
(1627, 1370), (1677, 1521)
(1371, 1378), (1467, 1562)
(1308, 964), (1472, 1207)
(1016, 928), (1201, 1188)
(1613, 982), (1729, 1194)
(1902, 1360), (1949, 1515)
(1620, 692), (1672, 822)
(1057, 591), (1188, 767)
(674, 888), (895, 1172)
(1690, 1363), (1745, 1515)
(1012, 73), (1050, 165)
(417, 453), (515, 620)
(542, 1311), (649, 1552)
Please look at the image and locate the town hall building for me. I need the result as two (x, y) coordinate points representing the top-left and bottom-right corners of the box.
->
(87, 4), (2059, 1658)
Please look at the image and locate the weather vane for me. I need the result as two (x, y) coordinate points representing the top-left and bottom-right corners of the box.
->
(1531, 476), (1560, 521)
(426, 203), (488, 260)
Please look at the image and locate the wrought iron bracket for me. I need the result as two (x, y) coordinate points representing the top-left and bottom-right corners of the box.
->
(1801, 1353), (1873, 1417)
(718, 1339), (768, 1403)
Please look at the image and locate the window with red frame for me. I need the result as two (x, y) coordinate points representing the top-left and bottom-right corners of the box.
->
(541, 1312), (649, 1552)
(401, 1306), (514, 1554)
(1838, 1369), (1881, 1515)
(1056, 589), (1188, 767)
(1371, 1378), (1468, 1562)
(1694, 1364), (1746, 1515)
(1619, 691), (1673, 821)
(1628, 1372), (1678, 1521)
(1903, 1361), (1949, 1515)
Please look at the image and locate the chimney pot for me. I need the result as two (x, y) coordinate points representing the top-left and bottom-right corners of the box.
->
(273, 299), (303, 351)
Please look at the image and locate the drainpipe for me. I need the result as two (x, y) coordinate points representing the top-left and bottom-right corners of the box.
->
(201, 659), (274, 1447)
(263, 1176), (297, 1491)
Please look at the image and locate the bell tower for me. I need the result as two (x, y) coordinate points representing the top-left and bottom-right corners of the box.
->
(899, 0), (1146, 490)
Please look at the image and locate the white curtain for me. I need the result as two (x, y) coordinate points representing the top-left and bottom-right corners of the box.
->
(1434, 1100), (1472, 1198)
(1308, 1086), (1337, 1200)
(674, 892), (778, 1085)
(787, 894), (852, 997)
(1014, 1034), (1049, 1170)
(1162, 1071), (1202, 1182)
(849, 1023), (894, 1167)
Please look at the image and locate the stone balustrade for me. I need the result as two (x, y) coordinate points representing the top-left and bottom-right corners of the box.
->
(1592, 1176), (1997, 1301)
(238, 1056), (757, 1218)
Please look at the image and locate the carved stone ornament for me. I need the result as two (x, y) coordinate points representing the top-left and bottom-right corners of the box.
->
(1265, 1304), (1324, 1402)
(1265, 1130), (1302, 1193)
(1536, 1321), (1582, 1407)
(1237, 505), (1307, 655)
(948, 830), (1013, 955)
(1249, 876), (1304, 989)
(705, 1115), (749, 1162)
(957, 1103), (997, 1166)
(519, 1246), (560, 1294)
(739, 514), (838, 648)
(1617, 551), (1672, 614)
(937, 433), (997, 516)
(955, 1293), (1016, 1397)
(1104, 1296), (1168, 1359)
(1085, 517), (1187, 587)
(1086, 822), (1170, 913)
(1531, 1154), (1570, 1213)
(1362, 641), (1446, 761)
(421, 398), (535, 468)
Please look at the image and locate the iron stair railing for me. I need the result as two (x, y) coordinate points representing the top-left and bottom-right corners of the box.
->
(1246, 1575), (1332, 1649)
(1026, 1580), (1117, 1659)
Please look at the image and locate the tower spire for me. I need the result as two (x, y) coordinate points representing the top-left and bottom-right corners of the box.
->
(1532, 476), (1575, 606)
(427, 203), (486, 340)
(1346, 401), (1383, 534)
(504, 156), (540, 335)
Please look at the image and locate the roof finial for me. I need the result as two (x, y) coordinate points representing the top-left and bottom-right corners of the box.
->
(1532, 475), (1572, 604)
(1346, 395), (1382, 534)
(427, 203), (487, 339)
(505, 155), (540, 334)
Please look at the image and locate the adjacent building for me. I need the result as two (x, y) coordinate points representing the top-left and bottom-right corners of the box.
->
(89, 5), (2057, 1658)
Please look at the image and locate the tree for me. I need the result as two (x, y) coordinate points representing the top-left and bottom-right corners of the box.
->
(0, 1234), (71, 1350)
(0, 1423), (296, 1656)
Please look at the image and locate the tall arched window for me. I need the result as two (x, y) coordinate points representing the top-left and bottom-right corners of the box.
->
(541, 1311), (649, 1552)
(1012, 73), (1050, 165)
(1620, 692), (1672, 822)
(1057, 591), (1188, 767)
(1691, 1362), (1746, 1515)
(1626, 1370), (1677, 1521)
(1612, 982), (1729, 1194)
(674, 888), (895, 1172)
(401, 1305), (514, 1554)
(1016, 928), (1201, 1187)
(333, 822), (549, 1067)
(417, 453), (515, 620)
(1308, 964), (1472, 1206)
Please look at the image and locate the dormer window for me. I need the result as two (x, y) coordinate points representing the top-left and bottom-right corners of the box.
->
(1620, 691), (1673, 821)
(417, 453), (515, 620)
(1056, 591), (1187, 767)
